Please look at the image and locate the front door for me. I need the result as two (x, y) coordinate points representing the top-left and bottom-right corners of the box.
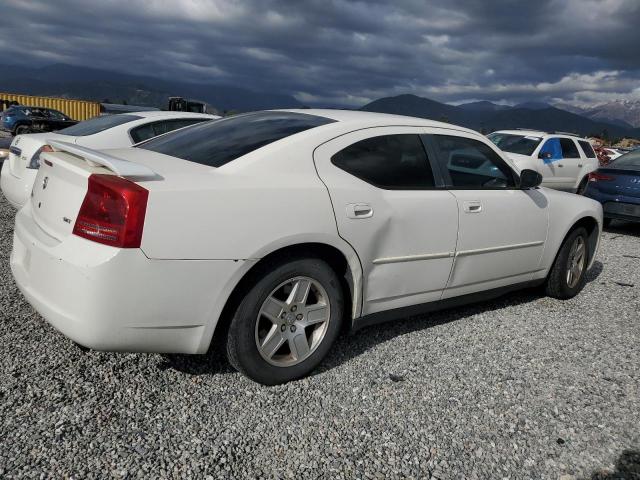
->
(427, 131), (549, 298)
(536, 137), (573, 190)
(313, 127), (459, 315)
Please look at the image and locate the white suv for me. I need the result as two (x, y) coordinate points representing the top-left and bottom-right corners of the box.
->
(487, 130), (599, 194)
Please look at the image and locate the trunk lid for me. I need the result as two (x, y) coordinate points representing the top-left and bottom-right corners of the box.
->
(30, 142), (158, 241)
(592, 167), (640, 198)
(7, 132), (74, 179)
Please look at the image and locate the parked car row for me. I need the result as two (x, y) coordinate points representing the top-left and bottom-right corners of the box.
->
(1, 111), (217, 208)
(3, 109), (609, 385)
(0, 106), (77, 136)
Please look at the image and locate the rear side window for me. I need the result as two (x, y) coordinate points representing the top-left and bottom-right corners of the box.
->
(139, 111), (335, 168)
(431, 135), (516, 189)
(331, 134), (434, 189)
(578, 140), (597, 159)
(560, 138), (580, 158)
(58, 114), (142, 136)
(130, 118), (209, 143)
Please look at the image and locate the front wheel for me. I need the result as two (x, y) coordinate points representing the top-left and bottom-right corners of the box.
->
(576, 177), (588, 195)
(226, 257), (344, 385)
(545, 227), (589, 299)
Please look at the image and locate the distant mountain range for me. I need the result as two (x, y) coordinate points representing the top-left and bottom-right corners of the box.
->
(0, 63), (302, 112)
(362, 94), (640, 139)
(1, 63), (639, 139)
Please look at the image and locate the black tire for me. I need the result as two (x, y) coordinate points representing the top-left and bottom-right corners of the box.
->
(603, 218), (613, 228)
(14, 125), (30, 136)
(545, 227), (589, 299)
(576, 177), (588, 195)
(226, 257), (344, 385)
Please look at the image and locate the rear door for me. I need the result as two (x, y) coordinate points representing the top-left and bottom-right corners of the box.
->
(313, 127), (459, 315)
(558, 137), (583, 188)
(426, 131), (549, 298)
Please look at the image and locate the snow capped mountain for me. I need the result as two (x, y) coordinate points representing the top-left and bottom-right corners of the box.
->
(585, 100), (640, 128)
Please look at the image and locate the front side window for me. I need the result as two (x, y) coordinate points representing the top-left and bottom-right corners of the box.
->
(487, 133), (542, 156)
(58, 114), (142, 136)
(578, 140), (597, 159)
(431, 135), (516, 189)
(139, 111), (335, 168)
(560, 138), (580, 158)
(539, 138), (562, 162)
(331, 134), (434, 189)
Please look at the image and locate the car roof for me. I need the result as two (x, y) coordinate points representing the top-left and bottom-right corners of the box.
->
(274, 108), (481, 136)
(120, 111), (219, 120)
(493, 129), (586, 140)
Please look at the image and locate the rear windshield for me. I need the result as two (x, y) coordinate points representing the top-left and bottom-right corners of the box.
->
(58, 114), (142, 136)
(610, 151), (640, 170)
(487, 132), (542, 156)
(138, 111), (336, 168)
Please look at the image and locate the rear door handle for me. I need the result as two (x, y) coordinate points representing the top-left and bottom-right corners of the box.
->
(346, 203), (373, 219)
(463, 201), (482, 213)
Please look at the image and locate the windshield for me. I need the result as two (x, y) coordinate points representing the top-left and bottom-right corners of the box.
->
(138, 111), (335, 168)
(487, 133), (542, 156)
(57, 114), (142, 136)
(610, 151), (640, 170)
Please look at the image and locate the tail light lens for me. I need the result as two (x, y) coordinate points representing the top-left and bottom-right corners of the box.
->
(28, 144), (54, 169)
(588, 172), (614, 182)
(73, 174), (148, 248)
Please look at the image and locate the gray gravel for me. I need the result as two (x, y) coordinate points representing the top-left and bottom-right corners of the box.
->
(0, 195), (638, 479)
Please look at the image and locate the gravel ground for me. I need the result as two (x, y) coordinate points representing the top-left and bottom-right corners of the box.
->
(0, 195), (638, 479)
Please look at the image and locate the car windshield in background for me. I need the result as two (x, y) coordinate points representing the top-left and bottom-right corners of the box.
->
(57, 114), (142, 136)
(487, 133), (542, 156)
(138, 111), (336, 168)
(610, 151), (640, 170)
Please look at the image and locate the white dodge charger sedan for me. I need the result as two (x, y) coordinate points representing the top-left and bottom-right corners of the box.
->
(1, 111), (218, 208)
(10, 110), (603, 384)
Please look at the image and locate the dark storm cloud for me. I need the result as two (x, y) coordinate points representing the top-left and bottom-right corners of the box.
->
(1, 0), (639, 107)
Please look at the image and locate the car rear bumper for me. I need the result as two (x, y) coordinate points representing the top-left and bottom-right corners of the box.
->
(11, 204), (249, 354)
(1, 161), (36, 208)
(584, 187), (640, 222)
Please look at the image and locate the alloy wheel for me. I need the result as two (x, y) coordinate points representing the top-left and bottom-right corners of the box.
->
(255, 276), (331, 367)
(566, 236), (586, 288)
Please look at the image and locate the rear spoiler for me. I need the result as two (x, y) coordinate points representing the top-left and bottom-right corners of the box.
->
(47, 140), (157, 178)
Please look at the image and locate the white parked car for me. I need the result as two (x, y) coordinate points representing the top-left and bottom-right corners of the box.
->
(0, 111), (218, 208)
(10, 110), (603, 384)
(487, 130), (599, 194)
(603, 148), (624, 161)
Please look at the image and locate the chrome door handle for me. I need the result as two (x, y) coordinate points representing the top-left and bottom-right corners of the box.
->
(463, 201), (482, 213)
(346, 203), (373, 219)
(578, 163), (583, 168)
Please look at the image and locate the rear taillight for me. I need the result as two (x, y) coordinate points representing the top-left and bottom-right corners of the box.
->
(28, 144), (54, 169)
(588, 172), (614, 182)
(73, 174), (148, 248)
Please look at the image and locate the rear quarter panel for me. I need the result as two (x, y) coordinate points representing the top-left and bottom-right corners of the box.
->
(136, 139), (346, 261)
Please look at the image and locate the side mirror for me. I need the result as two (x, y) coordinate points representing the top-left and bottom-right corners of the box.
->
(520, 169), (543, 189)
(538, 151), (552, 160)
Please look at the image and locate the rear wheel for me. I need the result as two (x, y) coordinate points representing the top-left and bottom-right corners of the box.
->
(545, 227), (589, 299)
(14, 125), (30, 136)
(226, 257), (344, 385)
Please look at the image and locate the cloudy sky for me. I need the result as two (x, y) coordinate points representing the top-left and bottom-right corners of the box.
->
(1, 0), (639, 107)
